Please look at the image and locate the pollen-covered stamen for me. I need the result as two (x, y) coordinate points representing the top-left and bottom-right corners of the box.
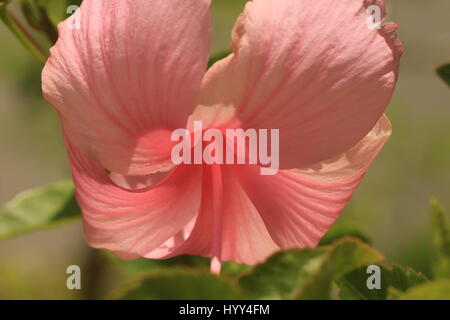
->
(210, 164), (224, 274)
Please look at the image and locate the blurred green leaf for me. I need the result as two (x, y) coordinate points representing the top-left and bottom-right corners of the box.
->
(338, 265), (428, 300)
(20, 0), (58, 43)
(65, 0), (82, 7)
(221, 261), (252, 276)
(0, 1), (47, 63)
(109, 269), (241, 300)
(430, 198), (450, 279)
(394, 280), (450, 300)
(294, 238), (384, 300)
(239, 237), (381, 300)
(319, 222), (372, 246)
(105, 252), (206, 276)
(57, 0), (82, 24)
(208, 50), (231, 68)
(239, 248), (328, 299)
(0, 180), (81, 241)
(105, 251), (180, 276)
(21, 0), (82, 27)
(383, 265), (426, 291)
(437, 64), (450, 87)
(106, 251), (251, 277)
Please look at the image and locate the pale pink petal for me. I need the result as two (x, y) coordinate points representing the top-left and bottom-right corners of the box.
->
(42, 0), (211, 175)
(146, 165), (279, 265)
(65, 139), (203, 259)
(199, 0), (402, 169)
(234, 115), (392, 248)
(108, 170), (171, 190)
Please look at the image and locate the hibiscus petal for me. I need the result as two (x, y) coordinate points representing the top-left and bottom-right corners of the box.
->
(146, 165), (279, 265)
(42, 0), (212, 175)
(199, 0), (402, 169)
(234, 115), (392, 248)
(65, 139), (203, 259)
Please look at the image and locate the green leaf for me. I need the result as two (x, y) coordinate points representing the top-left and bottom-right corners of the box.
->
(294, 238), (384, 300)
(20, 0), (58, 44)
(386, 287), (402, 300)
(319, 222), (372, 246)
(208, 50), (231, 69)
(19, 0), (82, 29)
(54, 0), (82, 25)
(105, 252), (210, 276)
(430, 198), (450, 278)
(437, 64), (450, 87)
(106, 251), (251, 277)
(221, 261), (252, 276)
(239, 248), (328, 299)
(239, 237), (381, 300)
(394, 280), (450, 300)
(109, 269), (242, 300)
(65, 0), (82, 8)
(104, 251), (182, 276)
(338, 265), (428, 300)
(0, 180), (81, 240)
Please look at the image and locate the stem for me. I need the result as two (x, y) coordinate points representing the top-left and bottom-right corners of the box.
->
(0, 3), (47, 64)
(210, 164), (224, 274)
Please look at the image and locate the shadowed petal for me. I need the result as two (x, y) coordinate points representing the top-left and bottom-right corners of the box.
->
(146, 165), (279, 265)
(234, 115), (392, 249)
(65, 139), (203, 259)
(199, 0), (402, 169)
(43, 0), (212, 175)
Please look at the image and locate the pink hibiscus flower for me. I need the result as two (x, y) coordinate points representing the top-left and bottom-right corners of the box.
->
(42, 0), (403, 273)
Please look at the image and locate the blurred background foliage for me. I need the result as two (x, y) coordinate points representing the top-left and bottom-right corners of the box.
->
(0, 0), (450, 299)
